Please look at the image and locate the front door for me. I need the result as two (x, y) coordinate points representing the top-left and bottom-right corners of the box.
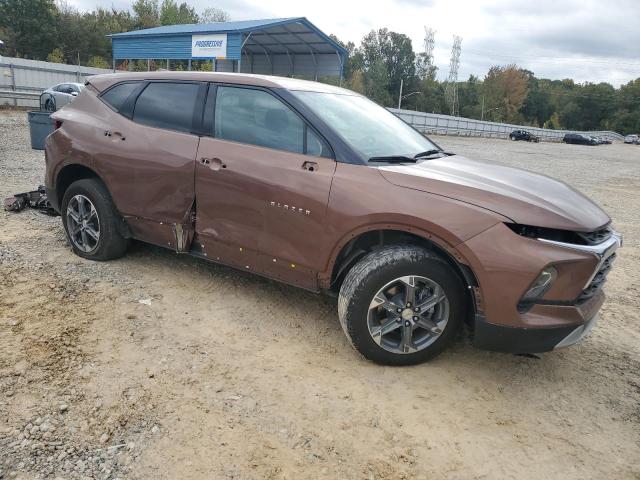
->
(194, 84), (335, 289)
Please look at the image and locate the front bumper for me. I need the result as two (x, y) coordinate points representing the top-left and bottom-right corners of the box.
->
(457, 223), (621, 353)
(473, 290), (603, 353)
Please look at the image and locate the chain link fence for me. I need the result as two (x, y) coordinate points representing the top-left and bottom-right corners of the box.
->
(389, 108), (624, 143)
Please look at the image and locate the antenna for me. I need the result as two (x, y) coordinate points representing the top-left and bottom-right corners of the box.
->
(445, 35), (462, 116)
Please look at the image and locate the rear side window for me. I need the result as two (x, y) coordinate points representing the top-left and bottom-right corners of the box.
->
(133, 82), (199, 133)
(101, 82), (140, 112)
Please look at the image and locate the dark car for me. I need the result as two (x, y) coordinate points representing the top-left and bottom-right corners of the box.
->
(509, 130), (539, 142)
(563, 133), (599, 146)
(44, 72), (620, 365)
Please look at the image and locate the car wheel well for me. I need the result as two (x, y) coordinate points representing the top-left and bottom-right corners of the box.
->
(55, 164), (101, 206)
(330, 229), (477, 293)
(330, 230), (479, 327)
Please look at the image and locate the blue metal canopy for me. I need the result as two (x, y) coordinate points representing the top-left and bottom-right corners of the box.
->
(109, 17), (347, 80)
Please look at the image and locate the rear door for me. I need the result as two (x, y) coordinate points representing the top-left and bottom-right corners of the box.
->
(93, 80), (203, 248)
(194, 84), (336, 289)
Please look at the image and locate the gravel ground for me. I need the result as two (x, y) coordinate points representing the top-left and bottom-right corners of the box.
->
(1, 110), (639, 479)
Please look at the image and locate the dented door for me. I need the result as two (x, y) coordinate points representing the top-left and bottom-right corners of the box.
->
(194, 85), (335, 289)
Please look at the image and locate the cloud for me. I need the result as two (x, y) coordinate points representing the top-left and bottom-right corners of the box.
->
(66, 0), (640, 86)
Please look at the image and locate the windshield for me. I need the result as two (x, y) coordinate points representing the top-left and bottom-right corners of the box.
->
(292, 91), (439, 161)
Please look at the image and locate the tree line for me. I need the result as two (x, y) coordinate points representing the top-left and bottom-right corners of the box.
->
(1, 0), (638, 134)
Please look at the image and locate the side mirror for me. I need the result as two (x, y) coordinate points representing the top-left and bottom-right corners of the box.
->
(70, 91), (78, 97)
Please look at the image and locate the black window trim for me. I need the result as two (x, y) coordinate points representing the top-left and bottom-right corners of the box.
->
(203, 82), (335, 160)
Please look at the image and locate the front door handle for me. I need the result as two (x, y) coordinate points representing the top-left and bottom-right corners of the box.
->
(201, 157), (227, 170)
(302, 161), (318, 172)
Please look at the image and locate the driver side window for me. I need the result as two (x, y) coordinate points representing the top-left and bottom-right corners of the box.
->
(212, 86), (330, 157)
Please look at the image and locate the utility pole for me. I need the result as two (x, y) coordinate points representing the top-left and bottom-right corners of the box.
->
(398, 78), (403, 109)
(422, 27), (435, 76)
(481, 94), (485, 121)
(445, 35), (462, 116)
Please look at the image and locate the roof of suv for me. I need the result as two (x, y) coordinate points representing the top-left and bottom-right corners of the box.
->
(87, 71), (357, 95)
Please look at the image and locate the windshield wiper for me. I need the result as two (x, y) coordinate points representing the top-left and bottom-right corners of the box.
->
(368, 155), (417, 164)
(413, 149), (456, 159)
(413, 149), (442, 159)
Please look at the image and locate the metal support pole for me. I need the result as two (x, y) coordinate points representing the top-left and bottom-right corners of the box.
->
(147, 59), (151, 71)
(188, 59), (191, 71)
(166, 59), (170, 71)
(238, 32), (253, 74)
(398, 79), (403, 109)
(112, 58), (116, 72)
(9, 63), (16, 106)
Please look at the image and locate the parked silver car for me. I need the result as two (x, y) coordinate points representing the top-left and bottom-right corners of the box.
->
(624, 134), (639, 145)
(42, 83), (85, 112)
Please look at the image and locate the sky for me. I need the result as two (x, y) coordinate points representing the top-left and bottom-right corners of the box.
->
(67, 0), (640, 86)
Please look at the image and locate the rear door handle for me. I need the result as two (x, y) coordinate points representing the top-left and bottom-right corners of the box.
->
(105, 131), (125, 141)
(201, 157), (226, 170)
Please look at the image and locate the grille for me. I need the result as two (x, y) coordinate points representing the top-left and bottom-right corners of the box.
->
(577, 252), (616, 303)
(576, 227), (613, 246)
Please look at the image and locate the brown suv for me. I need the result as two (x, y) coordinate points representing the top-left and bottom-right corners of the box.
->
(45, 72), (621, 365)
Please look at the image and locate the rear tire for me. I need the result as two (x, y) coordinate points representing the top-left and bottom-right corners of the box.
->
(338, 245), (467, 365)
(61, 178), (128, 261)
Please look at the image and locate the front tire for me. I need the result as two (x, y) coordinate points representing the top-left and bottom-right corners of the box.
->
(338, 245), (467, 365)
(61, 178), (128, 261)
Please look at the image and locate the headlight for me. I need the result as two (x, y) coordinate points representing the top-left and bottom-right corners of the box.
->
(519, 266), (558, 309)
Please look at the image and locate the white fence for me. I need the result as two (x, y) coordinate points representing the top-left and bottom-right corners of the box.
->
(0, 57), (111, 108)
(389, 108), (624, 143)
(0, 58), (626, 142)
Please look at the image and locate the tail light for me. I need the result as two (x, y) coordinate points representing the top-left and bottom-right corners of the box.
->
(54, 120), (63, 130)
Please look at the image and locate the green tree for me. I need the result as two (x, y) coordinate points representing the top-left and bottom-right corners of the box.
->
(199, 7), (229, 23)
(160, 0), (198, 25)
(0, 0), (58, 59)
(359, 28), (416, 105)
(132, 0), (159, 29)
(87, 55), (110, 68)
(46, 47), (65, 63)
(458, 75), (481, 119)
(483, 65), (529, 123)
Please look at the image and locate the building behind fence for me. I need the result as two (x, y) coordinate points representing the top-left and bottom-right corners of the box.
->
(0, 57), (625, 142)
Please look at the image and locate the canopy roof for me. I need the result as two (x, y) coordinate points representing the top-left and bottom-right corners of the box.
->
(109, 17), (348, 57)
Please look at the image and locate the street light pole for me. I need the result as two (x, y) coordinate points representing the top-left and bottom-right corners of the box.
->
(398, 78), (403, 109)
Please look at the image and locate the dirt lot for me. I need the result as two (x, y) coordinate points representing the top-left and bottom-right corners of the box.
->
(1, 110), (639, 480)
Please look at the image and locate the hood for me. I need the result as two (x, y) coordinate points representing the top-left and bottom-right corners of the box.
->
(378, 155), (610, 232)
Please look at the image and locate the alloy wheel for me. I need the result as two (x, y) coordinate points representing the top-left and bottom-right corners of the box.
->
(66, 194), (100, 253)
(367, 275), (450, 354)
